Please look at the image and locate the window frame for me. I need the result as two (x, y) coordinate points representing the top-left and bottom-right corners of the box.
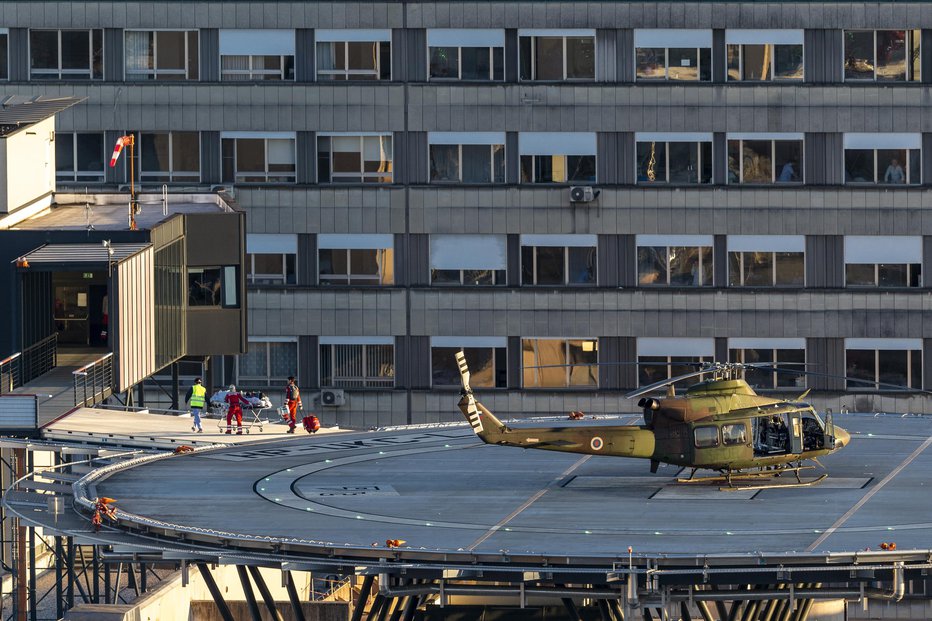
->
(428, 143), (505, 184)
(843, 147), (921, 185)
(635, 139), (713, 185)
(124, 29), (199, 81)
(845, 263), (922, 288)
(428, 45), (504, 81)
(843, 30), (921, 82)
(636, 244), (714, 287)
(221, 135), (297, 184)
(430, 338), (507, 389)
(728, 250), (806, 287)
(318, 247), (395, 286)
(635, 46), (712, 81)
(521, 337), (599, 389)
(55, 131), (106, 183)
(519, 154), (597, 184)
(235, 338), (299, 388)
(246, 253), (296, 285)
(317, 134), (394, 184)
(727, 138), (804, 185)
(726, 43), (804, 81)
(319, 341), (396, 388)
(0, 30), (10, 80)
(521, 243), (598, 286)
(519, 34), (596, 82)
(29, 28), (103, 80)
(221, 54), (295, 81)
(134, 131), (201, 183)
(187, 265), (239, 309)
(315, 40), (391, 81)
(721, 423), (748, 446)
(845, 345), (922, 391)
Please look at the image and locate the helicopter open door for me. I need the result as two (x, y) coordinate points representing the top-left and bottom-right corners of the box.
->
(823, 408), (836, 450)
(788, 413), (803, 454)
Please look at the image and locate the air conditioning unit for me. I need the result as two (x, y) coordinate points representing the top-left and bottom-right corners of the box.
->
(569, 186), (600, 203)
(320, 389), (346, 407)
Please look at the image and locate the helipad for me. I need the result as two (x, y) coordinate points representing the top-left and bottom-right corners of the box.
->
(92, 413), (932, 562)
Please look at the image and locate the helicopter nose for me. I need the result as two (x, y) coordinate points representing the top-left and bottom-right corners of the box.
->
(834, 426), (851, 449)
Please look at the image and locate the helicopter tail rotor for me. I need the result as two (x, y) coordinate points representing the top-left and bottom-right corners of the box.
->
(455, 351), (509, 439)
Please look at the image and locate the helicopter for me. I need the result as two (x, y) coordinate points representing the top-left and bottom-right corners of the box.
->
(454, 352), (853, 489)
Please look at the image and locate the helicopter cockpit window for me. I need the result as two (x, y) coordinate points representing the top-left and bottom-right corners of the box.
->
(694, 426), (719, 448)
(722, 423), (747, 446)
(801, 415), (826, 451)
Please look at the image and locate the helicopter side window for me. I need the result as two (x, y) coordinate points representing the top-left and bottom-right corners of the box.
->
(801, 415), (825, 451)
(694, 425), (719, 448)
(722, 423), (747, 446)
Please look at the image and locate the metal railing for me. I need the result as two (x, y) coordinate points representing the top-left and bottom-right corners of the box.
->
(73, 353), (114, 407)
(0, 334), (58, 395)
(21, 334), (57, 385)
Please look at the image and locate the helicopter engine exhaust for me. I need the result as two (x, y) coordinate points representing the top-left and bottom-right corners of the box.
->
(637, 398), (661, 426)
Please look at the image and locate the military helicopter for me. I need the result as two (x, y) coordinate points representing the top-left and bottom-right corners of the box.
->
(454, 352), (853, 489)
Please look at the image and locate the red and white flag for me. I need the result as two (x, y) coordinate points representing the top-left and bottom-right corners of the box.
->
(109, 135), (132, 167)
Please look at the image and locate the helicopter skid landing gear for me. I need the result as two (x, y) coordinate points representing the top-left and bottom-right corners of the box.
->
(675, 465), (827, 491)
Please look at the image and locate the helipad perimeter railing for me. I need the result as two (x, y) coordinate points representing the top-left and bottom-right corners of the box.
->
(0, 333), (57, 395)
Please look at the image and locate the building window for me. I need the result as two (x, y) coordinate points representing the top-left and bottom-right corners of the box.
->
(220, 29), (295, 80)
(246, 234), (297, 285)
(845, 339), (922, 391)
(727, 136), (803, 184)
(635, 30), (712, 81)
(637, 338), (714, 388)
(519, 30), (595, 81)
(187, 266), (238, 308)
(429, 133), (505, 184)
(316, 30), (391, 80)
(843, 134), (921, 185)
(521, 235), (597, 286)
(522, 338), (598, 388)
(30, 29), (103, 80)
(221, 134), (296, 183)
(133, 132), (200, 182)
(237, 339), (298, 388)
(0, 29), (9, 80)
(637, 236), (713, 287)
(125, 30), (199, 80)
(431, 337), (507, 388)
(725, 31), (804, 81)
(727, 236), (805, 287)
(428, 29), (504, 81)
(317, 134), (393, 184)
(55, 132), (106, 183)
(430, 235), (506, 286)
(318, 234), (394, 286)
(729, 340), (806, 390)
(844, 30), (920, 81)
(519, 132), (596, 184)
(844, 236), (922, 287)
(320, 340), (395, 388)
(635, 136), (713, 184)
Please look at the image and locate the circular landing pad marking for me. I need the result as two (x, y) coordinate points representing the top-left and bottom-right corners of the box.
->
(251, 431), (932, 540)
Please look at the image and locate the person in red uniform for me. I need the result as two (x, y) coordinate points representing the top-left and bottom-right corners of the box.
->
(224, 385), (251, 435)
(284, 376), (302, 434)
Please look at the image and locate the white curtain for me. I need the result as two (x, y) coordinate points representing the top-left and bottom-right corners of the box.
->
(125, 31), (153, 73)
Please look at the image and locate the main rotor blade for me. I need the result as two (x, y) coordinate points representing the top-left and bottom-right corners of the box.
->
(523, 361), (693, 370)
(624, 367), (715, 399)
(745, 364), (932, 396)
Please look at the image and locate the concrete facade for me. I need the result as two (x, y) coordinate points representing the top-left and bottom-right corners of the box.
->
(7, 2), (932, 426)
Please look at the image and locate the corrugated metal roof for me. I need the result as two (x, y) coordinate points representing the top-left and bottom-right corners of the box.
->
(0, 96), (85, 137)
(16, 243), (151, 265)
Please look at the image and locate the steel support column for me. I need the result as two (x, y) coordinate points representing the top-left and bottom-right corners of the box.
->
(92, 546), (100, 602)
(248, 565), (285, 621)
(695, 601), (715, 621)
(285, 570), (308, 621)
(55, 537), (63, 618)
(66, 537), (75, 608)
(352, 575), (375, 621)
(366, 593), (385, 621)
(236, 565), (262, 621)
(727, 601), (744, 621)
(401, 592), (420, 621)
(598, 599), (613, 621)
(562, 597), (582, 621)
(609, 599), (626, 621)
(27, 527), (36, 621)
(197, 563), (235, 621)
(679, 601), (692, 621)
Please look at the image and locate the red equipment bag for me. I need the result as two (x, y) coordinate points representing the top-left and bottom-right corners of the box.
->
(302, 415), (321, 434)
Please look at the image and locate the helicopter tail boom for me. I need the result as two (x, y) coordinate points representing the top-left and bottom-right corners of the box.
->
(456, 351), (510, 443)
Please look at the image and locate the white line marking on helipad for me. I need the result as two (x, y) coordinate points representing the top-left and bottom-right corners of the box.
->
(807, 435), (932, 552)
(467, 455), (591, 551)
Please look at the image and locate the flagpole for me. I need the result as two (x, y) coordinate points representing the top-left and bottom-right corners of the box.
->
(129, 134), (137, 231)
